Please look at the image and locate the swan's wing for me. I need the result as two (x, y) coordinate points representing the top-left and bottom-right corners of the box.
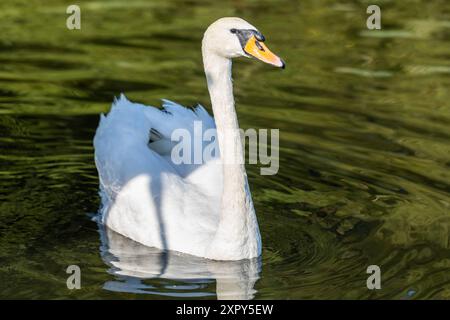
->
(150, 98), (222, 196)
(94, 94), (218, 179)
(93, 93), (221, 205)
(144, 98), (216, 154)
(93, 94), (222, 255)
(159, 98), (216, 135)
(148, 98), (219, 177)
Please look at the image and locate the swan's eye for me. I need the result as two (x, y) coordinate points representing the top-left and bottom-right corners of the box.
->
(230, 28), (237, 34)
(254, 32), (265, 42)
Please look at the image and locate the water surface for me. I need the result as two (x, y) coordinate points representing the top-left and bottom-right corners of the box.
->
(0, 0), (449, 299)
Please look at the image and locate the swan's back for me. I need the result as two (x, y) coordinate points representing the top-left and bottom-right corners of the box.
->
(93, 95), (222, 257)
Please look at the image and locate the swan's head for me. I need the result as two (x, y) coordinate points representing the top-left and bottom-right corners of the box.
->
(202, 17), (285, 68)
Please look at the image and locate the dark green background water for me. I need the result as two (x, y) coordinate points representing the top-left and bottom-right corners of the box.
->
(0, 0), (449, 299)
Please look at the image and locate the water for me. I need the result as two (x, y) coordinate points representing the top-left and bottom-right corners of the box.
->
(0, 0), (449, 299)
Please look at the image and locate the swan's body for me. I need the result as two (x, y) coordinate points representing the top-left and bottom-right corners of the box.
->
(94, 17), (284, 260)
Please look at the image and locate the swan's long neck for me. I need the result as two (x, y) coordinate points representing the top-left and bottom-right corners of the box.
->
(202, 46), (261, 260)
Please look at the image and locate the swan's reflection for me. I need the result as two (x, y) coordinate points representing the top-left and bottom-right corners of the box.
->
(98, 225), (261, 299)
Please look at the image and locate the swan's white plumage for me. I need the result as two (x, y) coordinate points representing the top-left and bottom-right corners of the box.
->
(94, 94), (226, 258)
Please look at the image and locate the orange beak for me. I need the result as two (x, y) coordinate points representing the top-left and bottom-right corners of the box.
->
(244, 35), (285, 68)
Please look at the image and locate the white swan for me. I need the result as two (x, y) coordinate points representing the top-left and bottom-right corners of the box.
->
(94, 17), (284, 261)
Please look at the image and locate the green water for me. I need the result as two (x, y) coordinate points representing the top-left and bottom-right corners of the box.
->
(1, 0), (449, 299)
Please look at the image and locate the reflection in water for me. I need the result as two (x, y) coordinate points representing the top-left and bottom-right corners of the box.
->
(98, 224), (261, 299)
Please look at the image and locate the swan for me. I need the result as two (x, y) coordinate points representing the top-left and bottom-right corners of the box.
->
(94, 17), (284, 261)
